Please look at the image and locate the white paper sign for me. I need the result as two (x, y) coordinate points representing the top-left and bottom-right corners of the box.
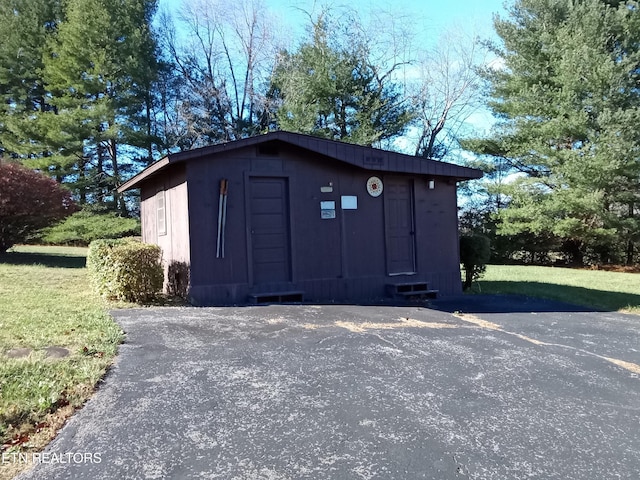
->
(341, 196), (358, 209)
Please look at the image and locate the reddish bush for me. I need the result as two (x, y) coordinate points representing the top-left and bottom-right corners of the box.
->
(0, 162), (76, 252)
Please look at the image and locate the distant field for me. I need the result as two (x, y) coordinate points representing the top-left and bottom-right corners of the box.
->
(0, 245), (123, 480)
(475, 265), (640, 314)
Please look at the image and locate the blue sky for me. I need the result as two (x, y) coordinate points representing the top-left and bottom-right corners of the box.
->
(270, 0), (508, 30)
(158, 0), (509, 152)
(159, 0), (508, 46)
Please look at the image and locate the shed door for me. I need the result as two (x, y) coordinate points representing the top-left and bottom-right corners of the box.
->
(249, 177), (291, 285)
(384, 178), (416, 275)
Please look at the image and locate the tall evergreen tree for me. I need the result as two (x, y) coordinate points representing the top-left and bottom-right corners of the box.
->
(464, 0), (640, 264)
(0, 0), (62, 162)
(40, 0), (159, 210)
(271, 13), (411, 147)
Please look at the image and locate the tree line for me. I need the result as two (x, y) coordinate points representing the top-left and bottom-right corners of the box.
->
(0, 0), (482, 212)
(1, 0), (639, 266)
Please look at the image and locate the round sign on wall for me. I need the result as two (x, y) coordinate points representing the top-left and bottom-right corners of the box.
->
(366, 176), (383, 197)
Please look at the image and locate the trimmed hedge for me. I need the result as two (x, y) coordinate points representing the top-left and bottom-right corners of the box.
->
(87, 238), (163, 302)
(41, 209), (141, 246)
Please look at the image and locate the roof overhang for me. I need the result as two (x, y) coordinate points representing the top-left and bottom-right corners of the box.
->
(117, 156), (170, 193)
(118, 131), (482, 193)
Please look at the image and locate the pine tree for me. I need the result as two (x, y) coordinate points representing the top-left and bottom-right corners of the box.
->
(40, 0), (159, 210)
(464, 0), (640, 264)
(271, 13), (411, 147)
(0, 0), (62, 162)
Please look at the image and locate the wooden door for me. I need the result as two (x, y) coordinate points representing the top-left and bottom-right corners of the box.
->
(384, 178), (416, 275)
(249, 177), (291, 285)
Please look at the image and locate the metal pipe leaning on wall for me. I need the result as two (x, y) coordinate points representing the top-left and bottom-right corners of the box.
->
(216, 179), (228, 258)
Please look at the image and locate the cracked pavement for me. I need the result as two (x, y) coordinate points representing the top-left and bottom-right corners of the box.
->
(17, 295), (640, 479)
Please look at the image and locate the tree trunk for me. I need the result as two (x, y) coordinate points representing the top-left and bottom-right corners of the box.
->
(463, 265), (474, 290)
(145, 91), (154, 165)
(564, 239), (584, 266)
(627, 202), (635, 265)
(108, 137), (127, 214)
(96, 145), (104, 205)
(78, 157), (87, 205)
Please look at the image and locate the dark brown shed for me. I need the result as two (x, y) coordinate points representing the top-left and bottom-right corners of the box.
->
(118, 131), (482, 305)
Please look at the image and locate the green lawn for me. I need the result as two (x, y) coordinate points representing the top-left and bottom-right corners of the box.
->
(474, 264), (640, 313)
(0, 245), (123, 478)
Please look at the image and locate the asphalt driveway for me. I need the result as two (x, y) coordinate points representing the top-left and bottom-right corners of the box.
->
(17, 296), (640, 479)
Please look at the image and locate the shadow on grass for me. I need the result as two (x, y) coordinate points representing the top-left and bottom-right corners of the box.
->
(0, 251), (86, 269)
(431, 281), (640, 314)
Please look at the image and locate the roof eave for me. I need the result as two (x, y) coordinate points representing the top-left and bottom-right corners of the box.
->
(454, 171), (484, 181)
(117, 156), (170, 193)
(116, 131), (484, 192)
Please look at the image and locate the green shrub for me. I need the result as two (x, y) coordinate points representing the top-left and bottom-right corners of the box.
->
(460, 233), (491, 290)
(87, 239), (124, 298)
(41, 209), (140, 246)
(87, 238), (163, 302)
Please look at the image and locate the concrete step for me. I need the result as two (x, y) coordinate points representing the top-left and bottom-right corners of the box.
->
(248, 291), (304, 304)
(395, 289), (439, 299)
(386, 282), (438, 299)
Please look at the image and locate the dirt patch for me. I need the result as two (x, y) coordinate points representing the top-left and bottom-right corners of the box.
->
(587, 265), (640, 273)
(5, 346), (70, 360)
(5, 348), (32, 359)
(604, 357), (640, 375)
(303, 317), (459, 333)
(452, 313), (502, 331)
(335, 318), (459, 333)
(44, 347), (70, 359)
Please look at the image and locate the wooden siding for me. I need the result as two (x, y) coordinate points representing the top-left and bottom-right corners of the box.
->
(178, 143), (463, 305)
(139, 164), (190, 289)
(124, 133), (478, 305)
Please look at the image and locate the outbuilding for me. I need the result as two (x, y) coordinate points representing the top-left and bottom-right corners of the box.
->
(118, 131), (482, 305)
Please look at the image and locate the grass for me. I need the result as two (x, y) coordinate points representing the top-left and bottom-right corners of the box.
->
(0, 245), (124, 480)
(473, 264), (640, 313)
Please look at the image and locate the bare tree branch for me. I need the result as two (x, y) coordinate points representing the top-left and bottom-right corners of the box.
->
(162, 0), (281, 147)
(408, 27), (488, 158)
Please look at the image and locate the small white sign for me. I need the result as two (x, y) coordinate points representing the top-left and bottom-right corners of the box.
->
(341, 196), (358, 210)
(320, 201), (336, 219)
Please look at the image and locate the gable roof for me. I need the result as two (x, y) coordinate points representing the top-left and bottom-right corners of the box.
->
(118, 131), (482, 192)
